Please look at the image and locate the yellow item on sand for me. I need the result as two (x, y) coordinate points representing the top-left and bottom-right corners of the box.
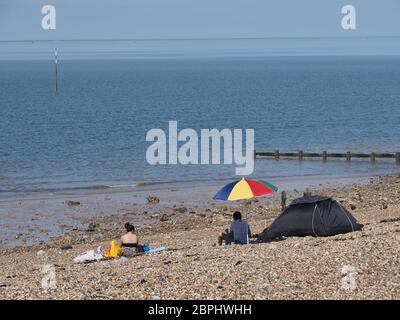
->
(103, 240), (123, 259)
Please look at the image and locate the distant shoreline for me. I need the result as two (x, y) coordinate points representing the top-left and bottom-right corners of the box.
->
(2, 35), (400, 43)
(1, 37), (400, 61)
(0, 171), (379, 202)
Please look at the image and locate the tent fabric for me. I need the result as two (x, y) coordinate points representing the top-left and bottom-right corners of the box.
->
(290, 195), (331, 205)
(259, 195), (363, 241)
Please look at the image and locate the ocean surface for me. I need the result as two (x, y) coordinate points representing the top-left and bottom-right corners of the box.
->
(1, 54), (400, 197)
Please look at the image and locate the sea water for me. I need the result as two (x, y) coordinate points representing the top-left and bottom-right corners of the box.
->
(1, 52), (400, 197)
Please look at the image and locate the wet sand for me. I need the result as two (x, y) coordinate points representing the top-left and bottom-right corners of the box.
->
(0, 174), (399, 299)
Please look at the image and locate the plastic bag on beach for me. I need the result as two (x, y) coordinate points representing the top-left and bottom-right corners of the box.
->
(73, 246), (103, 264)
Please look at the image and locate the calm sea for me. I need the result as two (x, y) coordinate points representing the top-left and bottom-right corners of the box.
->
(1, 53), (400, 196)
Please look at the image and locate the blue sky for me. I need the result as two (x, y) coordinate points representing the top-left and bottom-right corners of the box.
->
(0, 0), (399, 41)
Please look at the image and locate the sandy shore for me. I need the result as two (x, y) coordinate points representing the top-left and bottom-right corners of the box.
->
(0, 175), (399, 299)
(0, 174), (370, 248)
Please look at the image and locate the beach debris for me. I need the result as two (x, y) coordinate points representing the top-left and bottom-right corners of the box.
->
(380, 197), (388, 210)
(146, 195), (160, 204)
(60, 245), (72, 250)
(222, 210), (233, 217)
(86, 223), (97, 232)
(66, 200), (80, 207)
(37, 250), (45, 256)
(160, 214), (171, 222)
(341, 265), (358, 290)
(41, 264), (57, 292)
(173, 205), (187, 213)
(380, 217), (400, 223)
(109, 257), (128, 264)
(349, 202), (357, 210)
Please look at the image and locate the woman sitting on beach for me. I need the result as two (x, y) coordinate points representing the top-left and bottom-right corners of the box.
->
(121, 222), (139, 257)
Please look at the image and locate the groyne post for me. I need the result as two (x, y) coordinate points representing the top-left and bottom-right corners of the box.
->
(281, 191), (287, 211)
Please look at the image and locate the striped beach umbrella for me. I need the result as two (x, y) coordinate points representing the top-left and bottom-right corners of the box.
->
(213, 178), (278, 201)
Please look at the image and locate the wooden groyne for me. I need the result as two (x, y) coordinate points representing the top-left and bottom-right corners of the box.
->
(253, 150), (400, 164)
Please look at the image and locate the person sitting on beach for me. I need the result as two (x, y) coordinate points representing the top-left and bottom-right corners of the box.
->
(218, 211), (251, 245)
(121, 222), (139, 257)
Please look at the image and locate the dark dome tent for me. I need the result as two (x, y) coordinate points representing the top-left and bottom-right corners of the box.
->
(259, 195), (363, 241)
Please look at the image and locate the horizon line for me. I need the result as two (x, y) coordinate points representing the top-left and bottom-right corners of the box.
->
(1, 35), (400, 43)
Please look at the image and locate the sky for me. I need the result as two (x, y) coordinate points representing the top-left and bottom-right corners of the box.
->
(0, 0), (400, 41)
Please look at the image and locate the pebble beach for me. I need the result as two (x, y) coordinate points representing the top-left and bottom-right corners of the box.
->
(0, 175), (399, 300)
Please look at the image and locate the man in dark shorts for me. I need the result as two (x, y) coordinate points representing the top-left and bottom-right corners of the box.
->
(218, 211), (251, 245)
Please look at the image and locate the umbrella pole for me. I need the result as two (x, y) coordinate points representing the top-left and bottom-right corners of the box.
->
(240, 202), (248, 220)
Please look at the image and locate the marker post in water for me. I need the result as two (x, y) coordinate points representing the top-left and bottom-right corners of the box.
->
(54, 47), (58, 93)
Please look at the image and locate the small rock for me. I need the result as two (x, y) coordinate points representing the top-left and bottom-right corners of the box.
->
(160, 214), (170, 222)
(86, 223), (97, 232)
(66, 200), (80, 207)
(37, 250), (45, 256)
(146, 195), (160, 204)
(380, 197), (388, 209)
(173, 205), (187, 213)
(60, 245), (73, 250)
